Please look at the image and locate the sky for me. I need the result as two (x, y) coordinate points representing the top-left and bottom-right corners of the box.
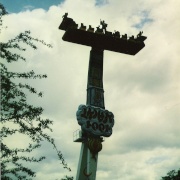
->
(1, 0), (180, 180)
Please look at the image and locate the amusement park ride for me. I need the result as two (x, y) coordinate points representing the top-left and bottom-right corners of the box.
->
(59, 13), (147, 180)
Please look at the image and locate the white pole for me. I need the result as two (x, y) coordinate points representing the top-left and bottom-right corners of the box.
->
(87, 149), (98, 180)
(76, 142), (88, 180)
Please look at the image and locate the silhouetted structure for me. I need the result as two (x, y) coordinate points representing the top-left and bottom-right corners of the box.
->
(59, 13), (147, 55)
(59, 13), (147, 180)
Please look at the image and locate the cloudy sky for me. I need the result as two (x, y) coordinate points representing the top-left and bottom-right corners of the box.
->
(1, 0), (180, 179)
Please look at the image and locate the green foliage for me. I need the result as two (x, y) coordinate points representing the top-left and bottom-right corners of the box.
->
(0, 3), (73, 179)
(161, 169), (180, 180)
(60, 176), (74, 180)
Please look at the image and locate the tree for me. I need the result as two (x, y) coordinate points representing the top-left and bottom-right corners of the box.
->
(0, 3), (73, 180)
(161, 169), (180, 180)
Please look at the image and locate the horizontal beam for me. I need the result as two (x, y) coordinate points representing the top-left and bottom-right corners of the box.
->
(62, 28), (146, 55)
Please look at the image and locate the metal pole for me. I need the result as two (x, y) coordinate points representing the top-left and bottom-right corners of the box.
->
(86, 48), (105, 109)
(76, 48), (104, 180)
(76, 143), (88, 179)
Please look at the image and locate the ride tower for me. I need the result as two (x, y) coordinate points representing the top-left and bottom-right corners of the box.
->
(59, 13), (147, 180)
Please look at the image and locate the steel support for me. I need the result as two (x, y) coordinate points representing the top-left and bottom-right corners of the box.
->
(76, 48), (104, 180)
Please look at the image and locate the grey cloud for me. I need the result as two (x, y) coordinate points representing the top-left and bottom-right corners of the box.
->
(2, 0), (180, 179)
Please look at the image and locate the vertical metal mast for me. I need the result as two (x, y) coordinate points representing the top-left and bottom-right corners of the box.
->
(76, 48), (104, 180)
(87, 48), (104, 109)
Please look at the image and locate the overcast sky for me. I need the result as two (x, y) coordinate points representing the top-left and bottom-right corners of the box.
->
(1, 0), (180, 180)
